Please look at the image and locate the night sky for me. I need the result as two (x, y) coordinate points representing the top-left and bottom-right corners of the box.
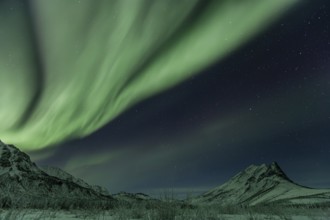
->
(1, 0), (330, 197)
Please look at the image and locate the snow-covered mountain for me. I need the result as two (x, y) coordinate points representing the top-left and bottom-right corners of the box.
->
(113, 192), (155, 203)
(41, 166), (110, 196)
(193, 162), (330, 206)
(0, 140), (114, 208)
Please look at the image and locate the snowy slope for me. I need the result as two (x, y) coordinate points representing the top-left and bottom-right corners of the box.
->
(41, 166), (110, 196)
(0, 140), (114, 207)
(193, 162), (330, 206)
(113, 192), (155, 203)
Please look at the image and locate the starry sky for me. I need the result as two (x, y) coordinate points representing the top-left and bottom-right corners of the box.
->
(1, 0), (330, 196)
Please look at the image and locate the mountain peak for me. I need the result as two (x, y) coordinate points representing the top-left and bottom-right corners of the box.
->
(270, 161), (285, 174)
(194, 162), (330, 206)
(194, 162), (298, 205)
(0, 140), (115, 208)
(0, 139), (5, 146)
(238, 162), (291, 184)
(0, 140), (41, 175)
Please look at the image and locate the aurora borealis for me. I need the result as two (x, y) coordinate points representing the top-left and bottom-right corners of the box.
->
(1, 0), (330, 197)
(0, 0), (297, 149)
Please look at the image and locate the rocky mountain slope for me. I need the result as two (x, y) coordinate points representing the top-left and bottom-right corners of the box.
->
(1, 138), (329, 209)
(113, 192), (155, 203)
(41, 166), (110, 196)
(193, 162), (330, 206)
(0, 140), (114, 208)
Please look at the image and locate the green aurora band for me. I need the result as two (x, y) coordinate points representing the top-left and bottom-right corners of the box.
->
(0, 0), (297, 150)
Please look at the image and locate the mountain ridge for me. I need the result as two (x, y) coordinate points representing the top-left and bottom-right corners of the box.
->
(193, 162), (330, 206)
(41, 165), (110, 196)
(1, 139), (329, 208)
(0, 140), (115, 208)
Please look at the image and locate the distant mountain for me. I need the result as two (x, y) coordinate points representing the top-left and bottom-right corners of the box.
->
(41, 166), (110, 196)
(0, 140), (115, 208)
(113, 192), (155, 203)
(193, 162), (330, 206)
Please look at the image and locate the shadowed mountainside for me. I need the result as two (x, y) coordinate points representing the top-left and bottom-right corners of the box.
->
(192, 162), (330, 206)
(0, 139), (329, 209)
(0, 140), (115, 208)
